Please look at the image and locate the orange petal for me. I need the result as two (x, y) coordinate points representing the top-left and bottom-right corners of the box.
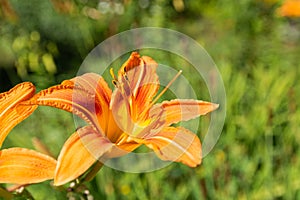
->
(104, 142), (142, 159)
(54, 126), (113, 186)
(110, 89), (165, 138)
(23, 74), (111, 134)
(114, 52), (160, 121)
(104, 133), (142, 158)
(66, 73), (112, 107)
(278, 0), (300, 17)
(118, 52), (142, 77)
(65, 73), (121, 140)
(110, 53), (161, 135)
(0, 82), (37, 147)
(133, 55), (160, 118)
(150, 99), (219, 126)
(142, 127), (201, 167)
(0, 148), (56, 184)
(110, 88), (134, 135)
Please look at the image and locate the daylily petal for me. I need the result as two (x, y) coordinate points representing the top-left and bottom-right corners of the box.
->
(278, 0), (300, 17)
(0, 82), (37, 147)
(67, 73), (112, 105)
(65, 73), (121, 140)
(142, 127), (201, 167)
(0, 148), (56, 184)
(110, 88), (135, 135)
(115, 52), (160, 121)
(104, 133), (142, 158)
(22, 79), (102, 133)
(110, 53), (161, 135)
(22, 73), (120, 139)
(132, 56), (160, 119)
(108, 142), (141, 158)
(110, 90), (165, 138)
(66, 73), (111, 121)
(150, 99), (219, 127)
(118, 52), (142, 77)
(54, 126), (113, 186)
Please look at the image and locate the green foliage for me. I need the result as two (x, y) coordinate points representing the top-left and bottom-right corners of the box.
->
(1, 0), (300, 199)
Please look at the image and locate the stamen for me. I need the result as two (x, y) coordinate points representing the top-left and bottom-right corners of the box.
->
(110, 68), (116, 80)
(151, 70), (182, 105)
(124, 73), (129, 81)
(112, 80), (118, 87)
(110, 68), (118, 87)
(141, 70), (182, 117)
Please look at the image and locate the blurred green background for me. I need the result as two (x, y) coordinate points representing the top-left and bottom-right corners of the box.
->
(1, 0), (300, 199)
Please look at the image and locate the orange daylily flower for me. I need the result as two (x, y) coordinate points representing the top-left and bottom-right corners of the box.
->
(23, 52), (219, 186)
(0, 83), (57, 184)
(278, 0), (300, 17)
(0, 82), (36, 147)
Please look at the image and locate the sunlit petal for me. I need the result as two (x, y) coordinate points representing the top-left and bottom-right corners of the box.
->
(54, 126), (113, 186)
(0, 148), (56, 184)
(66, 73), (121, 140)
(115, 52), (160, 121)
(22, 79), (103, 133)
(66, 73), (112, 113)
(127, 55), (159, 116)
(150, 99), (219, 126)
(0, 82), (37, 147)
(110, 90), (165, 138)
(110, 53), (161, 136)
(110, 88), (134, 135)
(142, 127), (201, 167)
(104, 133), (142, 158)
(118, 52), (142, 77)
(278, 0), (300, 17)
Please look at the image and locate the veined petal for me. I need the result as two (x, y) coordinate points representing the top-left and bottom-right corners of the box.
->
(67, 73), (112, 105)
(110, 90), (165, 138)
(118, 52), (141, 77)
(104, 133), (142, 158)
(110, 52), (160, 135)
(66, 73), (112, 118)
(0, 82), (37, 147)
(142, 127), (201, 167)
(114, 52), (160, 121)
(118, 53), (159, 106)
(22, 80), (102, 133)
(0, 148), (56, 184)
(110, 88), (134, 136)
(0, 82), (35, 113)
(65, 73), (120, 140)
(132, 56), (160, 119)
(150, 99), (219, 127)
(54, 126), (113, 186)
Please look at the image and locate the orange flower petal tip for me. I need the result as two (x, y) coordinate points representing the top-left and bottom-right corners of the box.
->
(0, 82), (37, 147)
(0, 148), (56, 184)
(278, 0), (300, 17)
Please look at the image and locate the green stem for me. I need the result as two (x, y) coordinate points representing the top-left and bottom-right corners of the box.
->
(82, 161), (104, 183)
(0, 187), (13, 200)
